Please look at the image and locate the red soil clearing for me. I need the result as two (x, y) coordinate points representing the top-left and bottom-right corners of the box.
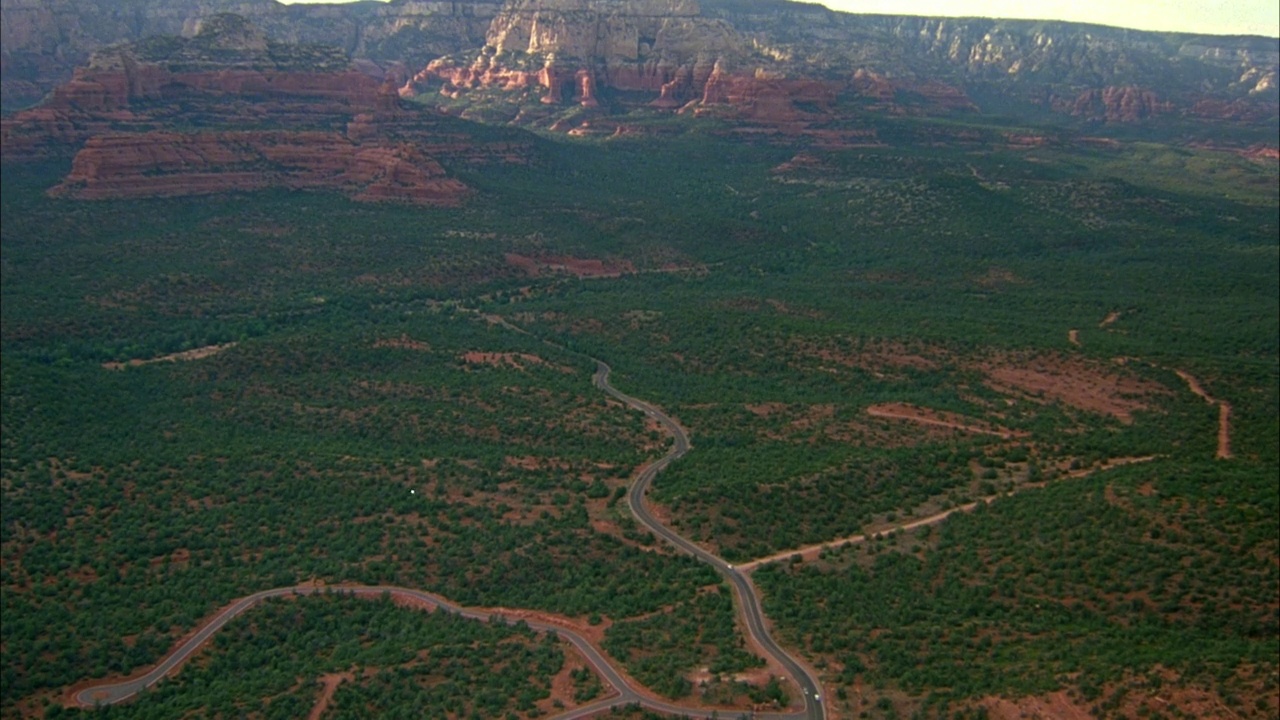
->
(504, 253), (635, 278)
(866, 402), (1022, 439)
(980, 690), (1093, 720)
(460, 351), (573, 373)
(981, 355), (1162, 424)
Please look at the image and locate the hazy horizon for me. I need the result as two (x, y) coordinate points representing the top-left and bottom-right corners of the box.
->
(817, 0), (1279, 38)
(274, 0), (1280, 38)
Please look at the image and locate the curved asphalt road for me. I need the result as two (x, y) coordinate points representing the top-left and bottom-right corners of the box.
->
(594, 361), (825, 720)
(74, 585), (643, 712)
(76, 582), (810, 719)
(73, 357), (824, 720)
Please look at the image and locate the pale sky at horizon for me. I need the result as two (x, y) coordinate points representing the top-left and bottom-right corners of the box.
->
(817, 0), (1279, 37)
(275, 0), (1280, 38)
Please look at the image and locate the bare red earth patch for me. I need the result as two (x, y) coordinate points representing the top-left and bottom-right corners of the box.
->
(980, 354), (1164, 423)
(866, 402), (1023, 438)
(980, 690), (1093, 720)
(307, 671), (353, 720)
(791, 338), (944, 375)
(504, 253), (635, 278)
(460, 351), (574, 373)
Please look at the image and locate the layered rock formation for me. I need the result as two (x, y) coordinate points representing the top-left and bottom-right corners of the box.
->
(0, 15), (536, 205)
(0, 0), (504, 108)
(1, 15), (387, 161)
(9, 0), (1276, 128)
(51, 131), (469, 204)
(399, 0), (1276, 134)
(3, 0), (1277, 152)
(1062, 86), (1172, 122)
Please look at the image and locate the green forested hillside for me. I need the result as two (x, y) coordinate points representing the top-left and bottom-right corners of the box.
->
(2, 116), (1276, 718)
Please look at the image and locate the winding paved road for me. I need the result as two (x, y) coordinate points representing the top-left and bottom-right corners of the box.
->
(72, 357), (825, 720)
(594, 361), (825, 720)
(74, 585), (640, 710)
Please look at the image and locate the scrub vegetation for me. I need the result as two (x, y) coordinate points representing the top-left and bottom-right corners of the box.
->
(2, 112), (1276, 717)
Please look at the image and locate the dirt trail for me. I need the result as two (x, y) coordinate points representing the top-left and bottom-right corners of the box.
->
(307, 672), (352, 720)
(1174, 369), (1233, 459)
(739, 455), (1158, 571)
(740, 503), (985, 571)
(866, 403), (1021, 439)
(102, 342), (237, 370)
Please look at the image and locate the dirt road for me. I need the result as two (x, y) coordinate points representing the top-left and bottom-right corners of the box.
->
(1174, 369), (1233, 459)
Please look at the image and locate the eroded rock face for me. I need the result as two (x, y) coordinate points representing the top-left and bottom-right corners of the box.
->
(50, 131), (470, 205)
(0, 59), (388, 163)
(697, 65), (840, 123)
(0, 0), (504, 108)
(4, 0), (1278, 142)
(411, 0), (872, 124)
(1064, 85), (1171, 122)
(417, 0), (743, 109)
(401, 0), (1277, 130)
(58, 65), (384, 114)
(0, 17), (538, 205)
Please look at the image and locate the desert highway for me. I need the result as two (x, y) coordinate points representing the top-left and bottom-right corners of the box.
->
(74, 585), (642, 710)
(73, 358), (824, 719)
(594, 360), (826, 720)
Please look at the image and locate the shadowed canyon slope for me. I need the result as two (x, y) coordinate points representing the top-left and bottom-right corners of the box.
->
(1, 0), (1276, 203)
(412, 0), (1277, 129)
(3, 0), (1276, 130)
(0, 13), (537, 204)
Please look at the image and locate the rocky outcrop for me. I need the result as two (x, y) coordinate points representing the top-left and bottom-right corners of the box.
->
(400, 0), (1275, 131)
(50, 131), (470, 205)
(0, 0), (505, 108)
(0, 60), (389, 163)
(696, 65), (840, 122)
(1, 16), (392, 161)
(50, 64), (385, 114)
(1063, 85), (1171, 122)
(413, 0), (742, 111)
(4, 0), (1277, 138)
(0, 17), (544, 205)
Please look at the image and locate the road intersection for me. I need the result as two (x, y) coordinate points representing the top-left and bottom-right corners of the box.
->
(73, 356), (826, 719)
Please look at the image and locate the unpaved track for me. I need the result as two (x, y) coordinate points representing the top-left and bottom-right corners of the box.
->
(71, 358), (823, 720)
(738, 502), (988, 571)
(738, 455), (1160, 572)
(866, 404), (1019, 438)
(1174, 369), (1233, 459)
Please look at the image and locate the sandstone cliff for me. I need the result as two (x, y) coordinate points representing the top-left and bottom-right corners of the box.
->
(0, 0), (503, 108)
(50, 131), (470, 205)
(4, 0), (1277, 139)
(0, 16), (535, 206)
(399, 0), (1276, 133)
(1, 16), (387, 161)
